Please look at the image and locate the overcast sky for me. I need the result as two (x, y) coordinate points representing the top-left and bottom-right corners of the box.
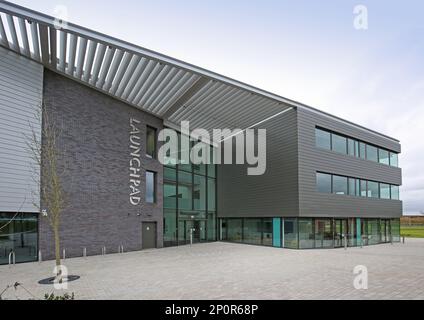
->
(9, 0), (424, 214)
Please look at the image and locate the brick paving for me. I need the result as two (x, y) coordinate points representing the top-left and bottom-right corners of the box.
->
(1, 239), (423, 300)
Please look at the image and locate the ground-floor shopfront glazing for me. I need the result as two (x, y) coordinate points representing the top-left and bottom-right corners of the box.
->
(220, 217), (400, 249)
(0, 212), (38, 265)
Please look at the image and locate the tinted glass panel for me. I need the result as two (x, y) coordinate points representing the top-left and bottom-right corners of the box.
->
(333, 175), (348, 195)
(163, 210), (177, 246)
(243, 219), (262, 245)
(146, 171), (156, 203)
(164, 183), (177, 209)
(315, 219), (333, 248)
(178, 171), (192, 210)
(366, 145), (378, 162)
(299, 219), (314, 249)
(360, 180), (368, 197)
(227, 219), (243, 242)
(207, 178), (216, 211)
(390, 152), (398, 167)
(316, 128), (331, 150)
(359, 142), (366, 159)
(380, 183), (390, 199)
(262, 218), (273, 246)
(332, 134), (347, 154)
(391, 185), (400, 200)
(379, 149), (390, 165)
(368, 181), (379, 198)
(193, 175), (206, 210)
(347, 139), (355, 156)
(348, 178), (356, 196)
(316, 173), (332, 193)
(284, 218), (298, 248)
(146, 126), (156, 158)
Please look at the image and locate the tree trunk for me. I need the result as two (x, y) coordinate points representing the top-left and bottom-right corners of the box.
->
(53, 227), (61, 277)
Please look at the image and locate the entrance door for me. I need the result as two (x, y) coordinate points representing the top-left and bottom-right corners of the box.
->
(142, 222), (157, 249)
(178, 220), (206, 245)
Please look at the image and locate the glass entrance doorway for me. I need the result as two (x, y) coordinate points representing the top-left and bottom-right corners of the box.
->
(178, 219), (206, 245)
(333, 219), (346, 248)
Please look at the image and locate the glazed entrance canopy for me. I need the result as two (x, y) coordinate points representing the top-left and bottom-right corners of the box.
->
(0, 1), (398, 143)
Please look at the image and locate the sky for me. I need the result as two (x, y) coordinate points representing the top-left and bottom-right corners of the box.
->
(8, 0), (424, 214)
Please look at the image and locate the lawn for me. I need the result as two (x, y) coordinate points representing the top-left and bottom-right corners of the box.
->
(401, 225), (424, 238)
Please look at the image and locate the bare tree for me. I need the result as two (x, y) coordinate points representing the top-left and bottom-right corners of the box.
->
(27, 103), (66, 278)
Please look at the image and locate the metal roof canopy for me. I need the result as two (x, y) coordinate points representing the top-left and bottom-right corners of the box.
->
(0, 0), (399, 143)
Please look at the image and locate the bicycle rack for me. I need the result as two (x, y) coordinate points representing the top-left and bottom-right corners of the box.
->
(8, 251), (15, 267)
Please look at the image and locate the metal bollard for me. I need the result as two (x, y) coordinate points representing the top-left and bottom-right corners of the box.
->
(118, 245), (124, 254)
(8, 251), (16, 267)
(83, 247), (87, 258)
(344, 235), (347, 250)
(102, 246), (106, 255)
(402, 236), (405, 244)
(38, 250), (42, 263)
(63, 249), (66, 260)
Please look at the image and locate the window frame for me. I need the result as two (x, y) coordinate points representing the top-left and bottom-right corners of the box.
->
(145, 170), (157, 204)
(146, 125), (157, 159)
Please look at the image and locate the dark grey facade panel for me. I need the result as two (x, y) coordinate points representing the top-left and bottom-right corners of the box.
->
(40, 70), (164, 260)
(217, 108), (299, 218)
(297, 108), (402, 218)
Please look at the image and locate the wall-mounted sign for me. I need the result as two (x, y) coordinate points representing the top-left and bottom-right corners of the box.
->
(129, 118), (141, 206)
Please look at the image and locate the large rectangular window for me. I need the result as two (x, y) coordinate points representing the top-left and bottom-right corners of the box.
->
(316, 128), (331, 150)
(227, 219), (243, 242)
(359, 142), (366, 159)
(348, 178), (357, 196)
(177, 171), (192, 210)
(284, 218), (298, 249)
(347, 139), (355, 156)
(391, 185), (400, 200)
(146, 126), (157, 159)
(316, 173), (332, 193)
(333, 175), (348, 195)
(298, 219), (314, 249)
(380, 183), (390, 199)
(379, 149), (390, 165)
(243, 218), (262, 245)
(367, 181), (379, 198)
(390, 152), (398, 167)
(332, 134), (347, 154)
(146, 171), (156, 203)
(366, 145), (378, 162)
(360, 180), (368, 197)
(0, 213), (38, 265)
(193, 175), (206, 210)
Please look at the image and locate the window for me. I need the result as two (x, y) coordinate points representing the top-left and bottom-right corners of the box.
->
(193, 175), (206, 210)
(391, 185), (400, 200)
(348, 178), (357, 196)
(360, 180), (367, 197)
(347, 139), (355, 156)
(390, 152), (398, 167)
(207, 178), (216, 211)
(284, 218), (298, 248)
(298, 219), (314, 249)
(146, 126), (157, 158)
(332, 134), (347, 154)
(177, 171), (192, 210)
(145, 171), (156, 203)
(333, 175), (348, 195)
(359, 142), (366, 159)
(380, 183), (390, 199)
(366, 145), (378, 162)
(379, 149), (390, 165)
(316, 128), (331, 150)
(316, 173), (332, 193)
(368, 181), (379, 198)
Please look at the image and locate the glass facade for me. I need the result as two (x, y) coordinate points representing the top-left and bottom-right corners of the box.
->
(315, 127), (399, 167)
(219, 217), (401, 249)
(163, 132), (217, 247)
(316, 172), (400, 201)
(0, 213), (38, 265)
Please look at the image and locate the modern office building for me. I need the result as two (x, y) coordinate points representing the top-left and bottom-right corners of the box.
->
(0, 2), (402, 265)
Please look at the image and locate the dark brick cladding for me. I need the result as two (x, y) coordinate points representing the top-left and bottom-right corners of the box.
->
(40, 69), (164, 260)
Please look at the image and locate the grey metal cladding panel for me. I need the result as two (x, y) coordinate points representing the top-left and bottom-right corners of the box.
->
(39, 70), (164, 260)
(297, 108), (402, 218)
(301, 108), (401, 153)
(217, 108), (299, 218)
(0, 47), (43, 213)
